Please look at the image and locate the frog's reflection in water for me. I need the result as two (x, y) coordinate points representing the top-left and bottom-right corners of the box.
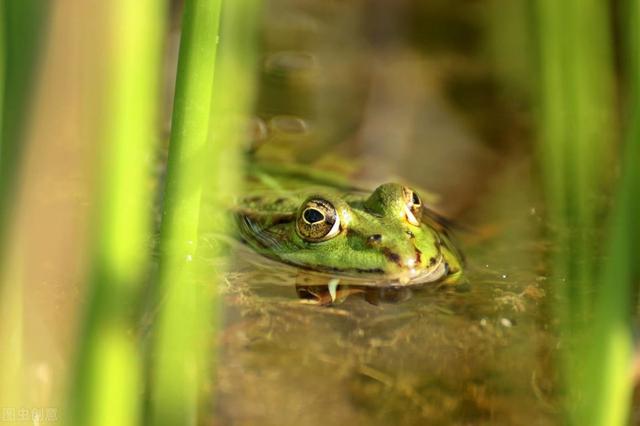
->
(295, 283), (414, 305)
(294, 278), (470, 305)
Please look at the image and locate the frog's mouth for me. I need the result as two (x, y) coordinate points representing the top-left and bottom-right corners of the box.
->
(287, 252), (451, 288)
(355, 252), (450, 287)
(398, 254), (450, 285)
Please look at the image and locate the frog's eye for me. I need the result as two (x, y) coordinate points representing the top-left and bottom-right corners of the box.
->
(296, 199), (341, 242)
(402, 187), (422, 226)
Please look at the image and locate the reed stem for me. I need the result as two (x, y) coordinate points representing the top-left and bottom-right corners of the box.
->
(579, 1), (640, 424)
(150, 1), (223, 424)
(151, 1), (261, 423)
(69, 1), (166, 425)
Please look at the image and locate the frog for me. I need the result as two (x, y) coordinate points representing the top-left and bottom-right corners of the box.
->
(235, 181), (464, 287)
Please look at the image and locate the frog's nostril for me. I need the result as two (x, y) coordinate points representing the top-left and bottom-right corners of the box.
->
(368, 234), (383, 245)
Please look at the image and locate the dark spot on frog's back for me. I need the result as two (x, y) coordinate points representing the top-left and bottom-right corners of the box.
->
(415, 247), (422, 264)
(381, 247), (402, 267)
(274, 197), (285, 204)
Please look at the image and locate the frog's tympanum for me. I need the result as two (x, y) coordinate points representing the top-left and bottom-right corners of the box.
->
(235, 183), (464, 287)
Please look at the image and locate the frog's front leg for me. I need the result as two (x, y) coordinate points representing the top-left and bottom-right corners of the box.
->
(441, 245), (465, 285)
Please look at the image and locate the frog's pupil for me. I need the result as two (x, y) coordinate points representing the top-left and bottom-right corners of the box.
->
(304, 208), (324, 223)
(412, 192), (420, 206)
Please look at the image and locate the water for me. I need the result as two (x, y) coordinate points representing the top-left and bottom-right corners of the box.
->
(208, 1), (561, 424)
(209, 158), (560, 425)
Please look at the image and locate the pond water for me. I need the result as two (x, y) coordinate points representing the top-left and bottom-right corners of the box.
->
(202, 2), (564, 424)
(212, 159), (559, 425)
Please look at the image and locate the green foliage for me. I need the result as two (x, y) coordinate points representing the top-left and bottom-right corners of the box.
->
(580, 1), (640, 424)
(69, 1), (167, 425)
(532, 0), (637, 424)
(0, 0), (48, 412)
(150, 1), (223, 424)
(534, 0), (615, 320)
(150, 0), (260, 424)
(0, 0), (49, 277)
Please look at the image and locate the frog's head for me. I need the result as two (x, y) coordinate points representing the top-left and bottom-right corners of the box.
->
(237, 183), (461, 285)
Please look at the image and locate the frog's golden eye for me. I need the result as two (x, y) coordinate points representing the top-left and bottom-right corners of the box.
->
(402, 187), (422, 226)
(296, 199), (341, 242)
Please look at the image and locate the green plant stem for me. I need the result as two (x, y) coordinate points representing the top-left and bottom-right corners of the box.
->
(534, 0), (617, 424)
(581, 1), (640, 424)
(69, 1), (166, 425)
(0, 5), (5, 153)
(0, 0), (47, 413)
(150, 1), (223, 425)
(151, 0), (261, 423)
(536, 0), (615, 320)
(0, 0), (49, 288)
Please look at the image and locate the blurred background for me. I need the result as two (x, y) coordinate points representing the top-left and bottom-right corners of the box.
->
(0, 0), (638, 425)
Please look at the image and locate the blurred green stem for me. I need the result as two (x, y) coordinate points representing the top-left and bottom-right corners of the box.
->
(0, 0), (48, 255)
(581, 1), (640, 424)
(151, 0), (223, 424)
(0, 0), (47, 413)
(536, 0), (615, 321)
(69, 1), (166, 425)
(0, 5), (5, 147)
(534, 0), (618, 424)
(151, 0), (261, 423)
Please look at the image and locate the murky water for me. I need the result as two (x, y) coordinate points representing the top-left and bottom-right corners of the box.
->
(209, 1), (561, 424)
(212, 160), (560, 425)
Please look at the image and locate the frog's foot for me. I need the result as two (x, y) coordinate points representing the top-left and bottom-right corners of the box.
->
(296, 284), (366, 306)
(441, 270), (465, 286)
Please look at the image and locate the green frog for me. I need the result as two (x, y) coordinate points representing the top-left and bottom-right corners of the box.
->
(235, 181), (464, 287)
